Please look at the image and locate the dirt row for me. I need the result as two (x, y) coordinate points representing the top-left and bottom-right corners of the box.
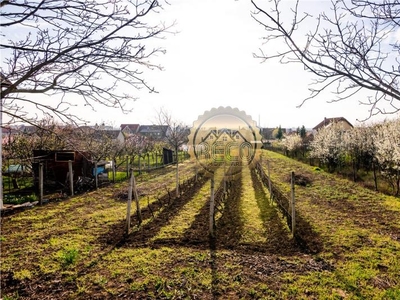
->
(1, 160), (340, 299)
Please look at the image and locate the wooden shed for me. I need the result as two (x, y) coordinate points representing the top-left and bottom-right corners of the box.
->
(32, 150), (93, 189)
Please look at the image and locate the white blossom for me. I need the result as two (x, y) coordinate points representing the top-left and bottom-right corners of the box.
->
(281, 134), (303, 152)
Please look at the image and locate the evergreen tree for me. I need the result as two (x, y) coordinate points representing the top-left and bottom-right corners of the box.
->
(300, 125), (307, 139)
(276, 126), (283, 140)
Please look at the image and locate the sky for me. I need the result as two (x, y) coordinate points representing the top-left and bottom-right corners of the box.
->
(3, 0), (399, 130)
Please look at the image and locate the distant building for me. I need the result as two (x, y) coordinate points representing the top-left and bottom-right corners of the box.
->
(259, 127), (287, 145)
(259, 128), (275, 141)
(120, 124), (140, 136)
(312, 117), (353, 133)
(138, 125), (169, 140)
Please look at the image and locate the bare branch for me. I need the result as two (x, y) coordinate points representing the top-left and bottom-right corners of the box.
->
(0, 0), (175, 125)
(251, 0), (400, 119)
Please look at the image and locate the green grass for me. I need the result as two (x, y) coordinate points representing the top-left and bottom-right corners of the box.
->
(151, 179), (212, 241)
(3, 193), (38, 205)
(2, 176), (34, 192)
(1, 156), (399, 299)
(239, 166), (266, 244)
(259, 150), (400, 298)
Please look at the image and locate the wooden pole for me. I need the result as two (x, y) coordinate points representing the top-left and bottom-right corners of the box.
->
(68, 160), (74, 196)
(195, 159), (198, 182)
(209, 175), (215, 237)
(94, 161), (98, 189)
(132, 171), (142, 225)
(112, 159), (116, 183)
(291, 171), (296, 236)
(126, 156), (129, 178)
(126, 169), (134, 234)
(267, 160), (272, 200)
(39, 163), (43, 205)
(175, 150), (179, 198)
(223, 159), (226, 195)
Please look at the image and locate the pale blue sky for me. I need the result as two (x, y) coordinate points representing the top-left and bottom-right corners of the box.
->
(2, 0), (399, 129)
(97, 0), (398, 129)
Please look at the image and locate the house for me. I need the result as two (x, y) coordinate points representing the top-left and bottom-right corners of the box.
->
(312, 117), (353, 133)
(138, 125), (169, 140)
(260, 128), (275, 141)
(120, 124), (140, 136)
(78, 126), (124, 143)
(92, 129), (121, 142)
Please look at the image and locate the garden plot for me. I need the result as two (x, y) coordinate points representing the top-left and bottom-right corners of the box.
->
(1, 153), (399, 299)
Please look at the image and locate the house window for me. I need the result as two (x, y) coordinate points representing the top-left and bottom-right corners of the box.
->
(223, 136), (227, 142)
(236, 134), (240, 139)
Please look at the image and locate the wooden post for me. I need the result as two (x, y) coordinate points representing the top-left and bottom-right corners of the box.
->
(195, 159), (198, 182)
(126, 156), (129, 178)
(209, 175), (215, 237)
(175, 157), (179, 198)
(126, 169), (134, 235)
(94, 161), (98, 189)
(223, 159), (226, 196)
(39, 163), (43, 205)
(267, 160), (272, 200)
(68, 160), (74, 196)
(291, 171), (296, 236)
(132, 171), (142, 225)
(112, 160), (116, 183)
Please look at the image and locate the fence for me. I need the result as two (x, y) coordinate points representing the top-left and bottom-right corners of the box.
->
(255, 161), (296, 234)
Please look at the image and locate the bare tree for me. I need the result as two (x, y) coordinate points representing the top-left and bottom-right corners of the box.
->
(124, 133), (150, 169)
(4, 118), (74, 165)
(72, 125), (118, 163)
(0, 0), (173, 125)
(156, 108), (189, 197)
(251, 0), (400, 119)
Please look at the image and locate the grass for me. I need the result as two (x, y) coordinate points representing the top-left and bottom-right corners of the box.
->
(1, 154), (399, 299)
(239, 166), (266, 244)
(151, 178), (213, 241)
(260, 150), (400, 298)
(2, 175), (34, 193)
(3, 193), (38, 205)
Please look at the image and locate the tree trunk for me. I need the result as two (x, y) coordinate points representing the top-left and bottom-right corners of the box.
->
(373, 160), (378, 192)
(175, 147), (179, 198)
